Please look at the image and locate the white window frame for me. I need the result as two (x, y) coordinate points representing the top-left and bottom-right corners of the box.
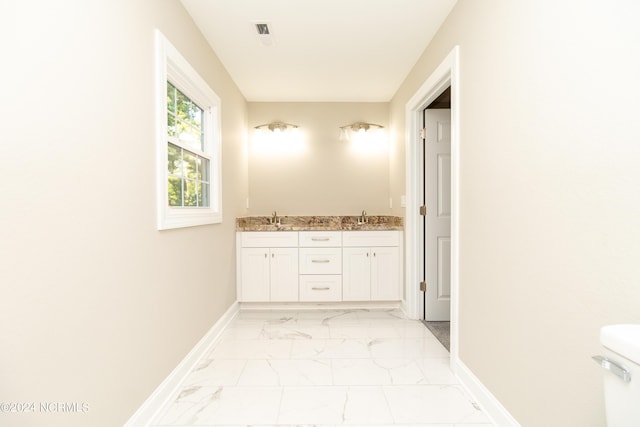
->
(155, 30), (222, 230)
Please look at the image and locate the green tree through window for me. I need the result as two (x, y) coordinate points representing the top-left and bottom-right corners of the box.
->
(166, 82), (209, 207)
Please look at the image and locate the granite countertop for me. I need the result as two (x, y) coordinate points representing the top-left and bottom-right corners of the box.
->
(236, 215), (403, 231)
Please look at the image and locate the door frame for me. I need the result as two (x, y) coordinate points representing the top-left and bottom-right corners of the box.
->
(404, 46), (460, 363)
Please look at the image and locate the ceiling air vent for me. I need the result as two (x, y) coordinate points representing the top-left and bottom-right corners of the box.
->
(254, 22), (273, 46)
(255, 23), (270, 35)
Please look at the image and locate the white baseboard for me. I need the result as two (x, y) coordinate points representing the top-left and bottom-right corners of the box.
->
(454, 358), (521, 427)
(123, 301), (240, 427)
(399, 298), (411, 319)
(238, 301), (402, 311)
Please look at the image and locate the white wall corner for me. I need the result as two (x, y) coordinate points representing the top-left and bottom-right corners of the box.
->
(454, 358), (522, 427)
(123, 301), (240, 427)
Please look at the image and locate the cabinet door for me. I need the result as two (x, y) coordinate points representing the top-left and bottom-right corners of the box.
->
(342, 247), (371, 301)
(240, 248), (270, 302)
(371, 246), (400, 301)
(270, 247), (299, 302)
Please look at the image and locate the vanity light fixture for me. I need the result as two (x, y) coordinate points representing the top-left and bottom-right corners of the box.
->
(254, 121), (299, 132)
(252, 121), (304, 154)
(339, 121), (384, 133)
(340, 121), (387, 152)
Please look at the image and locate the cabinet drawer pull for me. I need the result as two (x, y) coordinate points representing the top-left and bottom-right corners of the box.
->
(311, 259), (330, 263)
(311, 237), (331, 241)
(311, 287), (331, 291)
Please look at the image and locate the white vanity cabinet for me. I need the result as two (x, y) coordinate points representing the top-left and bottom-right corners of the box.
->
(238, 232), (298, 302)
(298, 231), (342, 302)
(342, 231), (401, 301)
(237, 229), (401, 303)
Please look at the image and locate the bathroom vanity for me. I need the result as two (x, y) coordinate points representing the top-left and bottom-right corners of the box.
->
(236, 216), (403, 303)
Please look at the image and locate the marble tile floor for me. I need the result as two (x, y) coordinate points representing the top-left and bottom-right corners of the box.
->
(153, 309), (495, 427)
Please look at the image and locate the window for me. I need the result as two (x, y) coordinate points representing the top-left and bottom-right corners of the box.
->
(167, 82), (209, 208)
(155, 30), (222, 229)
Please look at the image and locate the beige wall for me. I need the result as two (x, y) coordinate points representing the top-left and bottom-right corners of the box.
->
(5, 1), (640, 426)
(391, 1), (640, 426)
(248, 102), (391, 216)
(0, 1), (248, 426)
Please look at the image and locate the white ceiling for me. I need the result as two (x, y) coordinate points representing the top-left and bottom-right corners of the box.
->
(180, 0), (457, 102)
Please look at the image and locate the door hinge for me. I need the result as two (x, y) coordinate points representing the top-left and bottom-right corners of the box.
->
(419, 205), (427, 216)
(420, 281), (427, 292)
(420, 128), (426, 139)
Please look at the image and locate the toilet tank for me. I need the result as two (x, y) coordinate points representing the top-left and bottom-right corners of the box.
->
(595, 325), (640, 427)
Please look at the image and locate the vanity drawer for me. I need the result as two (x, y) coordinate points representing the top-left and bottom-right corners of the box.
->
(240, 231), (298, 247)
(342, 231), (400, 247)
(299, 275), (342, 302)
(299, 248), (342, 274)
(299, 231), (342, 247)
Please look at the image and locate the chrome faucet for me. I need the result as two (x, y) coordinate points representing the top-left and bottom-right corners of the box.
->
(270, 211), (280, 225)
(359, 210), (368, 224)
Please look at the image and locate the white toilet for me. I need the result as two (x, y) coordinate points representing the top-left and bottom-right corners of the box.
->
(594, 324), (640, 427)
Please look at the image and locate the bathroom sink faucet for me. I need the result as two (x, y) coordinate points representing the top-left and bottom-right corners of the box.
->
(270, 211), (280, 225)
(359, 210), (368, 224)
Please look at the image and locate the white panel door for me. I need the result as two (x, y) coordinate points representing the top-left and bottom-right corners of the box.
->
(269, 248), (299, 302)
(426, 109), (451, 320)
(342, 247), (371, 301)
(240, 248), (270, 302)
(370, 246), (400, 301)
